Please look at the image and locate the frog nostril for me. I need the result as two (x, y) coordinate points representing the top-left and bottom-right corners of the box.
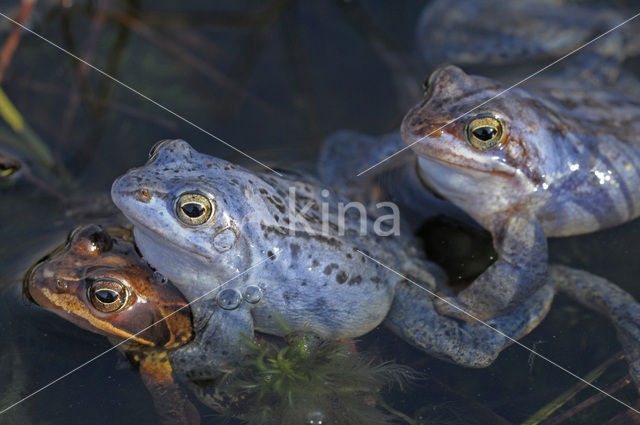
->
(136, 189), (152, 203)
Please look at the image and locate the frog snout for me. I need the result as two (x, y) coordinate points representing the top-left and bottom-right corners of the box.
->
(111, 174), (152, 205)
(25, 264), (65, 309)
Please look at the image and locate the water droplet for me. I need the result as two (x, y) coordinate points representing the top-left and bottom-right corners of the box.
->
(153, 271), (167, 284)
(217, 288), (242, 310)
(305, 411), (326, 425)
(243, 285), (262, 304)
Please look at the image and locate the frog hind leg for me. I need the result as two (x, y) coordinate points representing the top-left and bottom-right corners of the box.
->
(169, 301), (255, 381)
(318, 130), (409, 203)
(435, 214), (549, 321)
(138, 352), (201, 425)
(318, 130), (455, 230)
(564, 31), (625, 86)
(384, 279), (555, 368)
(549, 264), (640, 390)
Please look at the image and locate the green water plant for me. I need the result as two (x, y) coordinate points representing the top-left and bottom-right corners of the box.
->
(193, 332), (417, 425)
(0, 87), (54, 172)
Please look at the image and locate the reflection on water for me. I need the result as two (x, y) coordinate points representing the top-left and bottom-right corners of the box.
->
(0, 0), (639, 424)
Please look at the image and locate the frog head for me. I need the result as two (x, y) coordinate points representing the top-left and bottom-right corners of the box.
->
(111, 140), (253, 301)
(401, 65), (560, 230)
(24, 224), (193, 350)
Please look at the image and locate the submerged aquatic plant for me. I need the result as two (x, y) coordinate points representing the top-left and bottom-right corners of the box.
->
(194, 333), (417, 425)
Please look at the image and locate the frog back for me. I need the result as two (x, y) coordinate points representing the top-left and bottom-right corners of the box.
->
(240, 172), (437, 339)
(417, 0), (634, 84)
(530, 83), (640, 234)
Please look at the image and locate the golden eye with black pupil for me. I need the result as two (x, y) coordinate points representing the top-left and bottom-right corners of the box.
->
(88, 279), (129, 313)
(175, 192), (214, 226)
(465, 114), (504, 150)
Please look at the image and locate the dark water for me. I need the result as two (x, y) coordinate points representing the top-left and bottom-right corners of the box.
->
(0, 1), (639, 424)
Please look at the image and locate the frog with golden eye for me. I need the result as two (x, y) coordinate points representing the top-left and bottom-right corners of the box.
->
(325, 63), (640, 318)
(110, 139), (569, 379)
(110, 139), (640, 393)
(24, 224), (200, 425)
(399, 64), (640, 321)
(318, 62), (640, 388)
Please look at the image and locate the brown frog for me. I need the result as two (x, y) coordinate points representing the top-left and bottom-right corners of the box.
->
(24, 224), (199, 425)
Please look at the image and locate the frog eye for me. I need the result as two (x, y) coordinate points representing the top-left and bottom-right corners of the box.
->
(0, 159), (21, 179)
(175, 192), (215, 226)
(465, 114), (505, 150)
(67, 225), (113, 255)
(87, 229), (113, 253)
(88, 279), (129, 313)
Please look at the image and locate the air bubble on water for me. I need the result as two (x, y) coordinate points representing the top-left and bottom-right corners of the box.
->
(243, 285), (262, 304)
(216, 288), (242, 310)
(305, 411), (326, 425)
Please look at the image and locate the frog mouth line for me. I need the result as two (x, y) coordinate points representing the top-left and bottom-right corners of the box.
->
(127, 218), (211, 262)
(419, 151), (516, 179)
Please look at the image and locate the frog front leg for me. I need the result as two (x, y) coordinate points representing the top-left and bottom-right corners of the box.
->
(138, 352), (201, 425)
(435, 214), (548, 321)
(385, 279), (554, 367)
(169, 300), (255, 381)
(550, 265), (640, 390)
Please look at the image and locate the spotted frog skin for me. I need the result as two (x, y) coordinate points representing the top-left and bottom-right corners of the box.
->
(398, 64), (640, 323)
(110, 139), (559, 379)
(416, 0), (640, 84)
(25, 224), (199, 425)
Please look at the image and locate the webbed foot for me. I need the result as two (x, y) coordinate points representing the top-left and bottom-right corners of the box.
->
(385, 278), (554, 368)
